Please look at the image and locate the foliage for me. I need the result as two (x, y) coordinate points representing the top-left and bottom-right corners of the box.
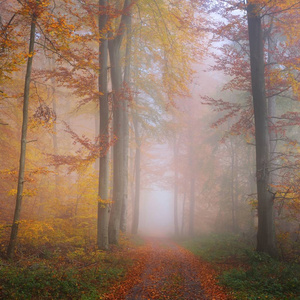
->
(182, 234), (300, 299)
(220, 252), (300, 299)
(181, 234), (253, 263)
(0, 235), (136, 299)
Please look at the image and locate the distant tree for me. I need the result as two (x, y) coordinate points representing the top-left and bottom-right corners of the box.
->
(131, 108), (141, 235)
(173, 132), (179, 236)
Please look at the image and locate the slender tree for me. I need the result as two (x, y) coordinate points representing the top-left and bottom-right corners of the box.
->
(131, 109), (141, 235)
(188, 128), (195, 237)
(7, 10), (37, 259)
(97, 0), (110, 250)
(173, 133), (179, 236)
(120, 13), (132, 232)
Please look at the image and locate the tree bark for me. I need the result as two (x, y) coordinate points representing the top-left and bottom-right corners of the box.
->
(173, 134), (179, 236)
(181, 189), (186, 236)
(229, 139), (237, 233)
(266, 20), (277, 186)
(247, 3), (277, 257)
(131, 111), (141, 234)
(108, 0), (130, 244)
(120, 16), (132, 232)
(97, 0), (110, 250)
(51, 56), (59, 199)
(7, 16), (36, 259)
(108, 42), (124, 244)
(188, 130), (195, 237)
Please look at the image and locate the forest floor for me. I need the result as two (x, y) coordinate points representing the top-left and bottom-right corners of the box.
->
(1, 234), (299, 299)
(104, 237), (232, 300)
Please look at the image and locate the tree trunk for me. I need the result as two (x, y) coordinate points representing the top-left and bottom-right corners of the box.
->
(230, 139), (237, 233)
(51, 57), (59, 198)
(181, 189), (186, 236)
(188, 130), (195, 237)
(7, 17), (36, 259)
(173, 134), (179, 236)
(120, 16), (132, 232)
(131, 111), (141, 234)
(108, 43), (124, 244)
(247, 3), (277, 257)
(108, 0), (130, 244)
(266, 20), (277, 186)
(97, 0), (110, 250)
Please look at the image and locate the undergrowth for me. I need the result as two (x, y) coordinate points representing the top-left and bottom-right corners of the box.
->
(181, 234), (251, 263)
(0, 234), (140, 299)
(182, 234), (300, 300)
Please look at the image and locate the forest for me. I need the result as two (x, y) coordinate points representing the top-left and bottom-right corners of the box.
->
(0, 0), (299, 299)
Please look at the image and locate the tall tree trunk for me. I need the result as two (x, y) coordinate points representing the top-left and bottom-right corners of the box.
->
(247, 3), (276, 257)
(181, 189), (186, 236)
(189, 174), (195, 237)
(248, 146), (257, 235)
(7, 17), (36, 259)
(230, 139), (237, 233)
(97, 0), (110, 250)
(173, 134), (179, 236)
(266, 20), (277, 186)
(108, 0), (130, 244)
(188, 130), (195, 237)
(120, 16), (132, 232)
(51, 57), (59, 198)
(131, 111), (141, 234)
(108, 42), (124, 244)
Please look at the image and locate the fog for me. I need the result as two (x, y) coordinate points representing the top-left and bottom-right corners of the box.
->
(1, 0), (299, 258)
(139, 190), (174, 237)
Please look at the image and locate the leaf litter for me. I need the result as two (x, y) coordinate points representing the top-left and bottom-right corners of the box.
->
(103, 237), (233, 299)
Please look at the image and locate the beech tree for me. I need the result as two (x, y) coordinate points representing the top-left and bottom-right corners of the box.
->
(108, 0), (131, 244)
(246, 0), (300, 256)
(120, 12), (132, 233)
(7, 0), (39, 258)
(203, 0), (300, 255)
(131, 108), (141, 235)
(97, 0), (109, 250)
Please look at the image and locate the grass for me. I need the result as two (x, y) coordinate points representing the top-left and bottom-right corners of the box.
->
(0, 235), (140, 299)
(181, 234), (251, 263)
(181, 234), (300, 300)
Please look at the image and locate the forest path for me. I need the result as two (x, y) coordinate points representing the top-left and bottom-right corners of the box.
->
(104, 237), (231, 300)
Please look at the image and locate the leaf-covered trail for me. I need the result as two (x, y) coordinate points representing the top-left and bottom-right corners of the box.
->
(104, 238), (232, 300)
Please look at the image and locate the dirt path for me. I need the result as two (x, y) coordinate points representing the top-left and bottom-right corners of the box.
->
(104, 237), (232, 300)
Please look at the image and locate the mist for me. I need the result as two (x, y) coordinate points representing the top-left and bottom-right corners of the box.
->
(1, 0), (299, 269)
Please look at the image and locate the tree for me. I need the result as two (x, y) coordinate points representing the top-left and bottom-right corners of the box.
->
(120, 13), (132, 233)
(188, 126), (196, 237)
(247, 2), (276, 256)
(108, 0), (131, 244)
(131, 108), (141, 235)
(97, 0), (110, 250)
(203, 0), (299, 253)
(173, 133), (179, 236)
(7, 4), (37, 259)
